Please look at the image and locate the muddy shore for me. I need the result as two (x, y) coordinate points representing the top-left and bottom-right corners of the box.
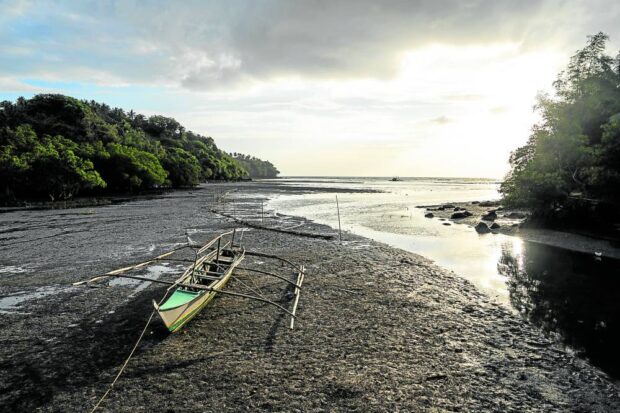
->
(1, 183), (619, 412)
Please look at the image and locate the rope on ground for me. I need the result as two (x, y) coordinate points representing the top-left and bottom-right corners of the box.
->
(89, 285), (175, 412)
(89, 310), (156, 413)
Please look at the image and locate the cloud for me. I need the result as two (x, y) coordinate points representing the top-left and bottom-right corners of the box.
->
(1, 0), (619, 91)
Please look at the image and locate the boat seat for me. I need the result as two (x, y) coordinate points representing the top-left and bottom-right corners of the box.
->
(195, 274), (222, 281)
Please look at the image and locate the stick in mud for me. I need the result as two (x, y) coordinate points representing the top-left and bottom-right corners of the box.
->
(336, 195), (342, 243)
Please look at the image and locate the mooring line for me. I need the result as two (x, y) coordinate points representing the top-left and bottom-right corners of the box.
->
(89, 311), (155, 412)
(89, 285), (175, 412)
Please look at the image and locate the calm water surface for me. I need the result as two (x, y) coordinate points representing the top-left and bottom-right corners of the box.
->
(268, 177), (620, 379)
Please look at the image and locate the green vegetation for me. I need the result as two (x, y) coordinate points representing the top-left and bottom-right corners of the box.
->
(0, 94), (277, 202)
(231, 153), (280, 178)
(501, 33), (620, 222)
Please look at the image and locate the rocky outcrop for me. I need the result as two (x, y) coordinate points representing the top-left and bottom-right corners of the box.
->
(475, 222), (491, 234)
(482, 211), (497, 221)
(451, 212), (468, 219)
(425, 212), (434, 218)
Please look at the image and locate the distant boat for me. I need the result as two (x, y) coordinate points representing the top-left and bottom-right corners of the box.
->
(390, 177), (402, 182)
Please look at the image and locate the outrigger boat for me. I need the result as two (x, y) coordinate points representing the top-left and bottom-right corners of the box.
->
(154, 231), (245, 332)
(74, 229), (305, 332)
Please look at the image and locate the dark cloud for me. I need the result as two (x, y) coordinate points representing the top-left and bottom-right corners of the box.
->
(0, 0), (619, 90)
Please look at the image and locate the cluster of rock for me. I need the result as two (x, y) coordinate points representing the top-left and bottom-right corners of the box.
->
(423, 201), (528, 235)
(474, 207), (503, 234)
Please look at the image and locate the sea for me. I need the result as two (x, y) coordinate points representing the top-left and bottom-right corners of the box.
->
(267, 176), (620, 379)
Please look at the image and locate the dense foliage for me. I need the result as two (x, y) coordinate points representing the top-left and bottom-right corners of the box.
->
(0, 94), (272, 201)
(500, 33), (620, 220)
(231, 153), (280, 178)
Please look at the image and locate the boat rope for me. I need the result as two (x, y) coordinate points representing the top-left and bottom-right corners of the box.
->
(89, 310), (156, 413)
(89, 287), (174, 413)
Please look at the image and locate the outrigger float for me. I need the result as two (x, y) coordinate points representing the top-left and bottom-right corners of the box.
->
(74, 229), (305, 332)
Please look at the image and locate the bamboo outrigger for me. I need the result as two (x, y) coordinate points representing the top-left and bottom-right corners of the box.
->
(73, 229), (305, 332)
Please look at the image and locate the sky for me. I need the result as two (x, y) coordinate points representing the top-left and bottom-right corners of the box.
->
(1, 0), (619, 178)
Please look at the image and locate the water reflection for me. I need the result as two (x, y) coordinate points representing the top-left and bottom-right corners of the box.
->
(498, 242), (620, 378)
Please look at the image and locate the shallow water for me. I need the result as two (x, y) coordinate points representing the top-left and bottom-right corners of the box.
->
(268, 177), (510, 301)
(268, 177), (620, 378)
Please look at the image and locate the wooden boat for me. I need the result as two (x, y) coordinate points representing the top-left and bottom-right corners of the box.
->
(77, 229), (305, 412)
(154, 231), (245, 333)
(74, 228), (304, 333)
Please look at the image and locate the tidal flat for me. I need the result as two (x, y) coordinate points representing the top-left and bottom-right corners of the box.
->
(1, 182), (619, 412)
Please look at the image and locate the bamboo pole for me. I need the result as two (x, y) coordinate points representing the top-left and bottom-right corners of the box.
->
(290, 265), (305, 329)
(73, 248), (183, 286)
(235, 266), (303, 288)
(80, 272), (297, 318)
(336, 195), (342, 243)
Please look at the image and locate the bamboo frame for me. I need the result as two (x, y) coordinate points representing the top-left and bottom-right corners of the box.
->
(73, 229), (306, 329)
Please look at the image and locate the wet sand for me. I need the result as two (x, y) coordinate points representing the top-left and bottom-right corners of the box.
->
(1, 183), (619, 412)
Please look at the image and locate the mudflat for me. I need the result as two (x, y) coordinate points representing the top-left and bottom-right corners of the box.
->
(1, 183), (618, 412)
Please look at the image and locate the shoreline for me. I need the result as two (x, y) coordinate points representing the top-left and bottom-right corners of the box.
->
(1, 183), (619, 411)
(421, 200), (620, 260)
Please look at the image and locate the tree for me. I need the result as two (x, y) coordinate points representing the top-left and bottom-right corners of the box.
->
(0, 94), (280, 202)
(501, 33), (620, 220)
(161, 147), (202, 187)
(96, 143), (167, 192)
(28, 135), (106, 200)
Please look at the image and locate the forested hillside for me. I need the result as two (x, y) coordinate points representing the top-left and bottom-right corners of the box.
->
(231, 153), (279, 178)
(0, 94), (276, 202)
(501, 33), (620, 225)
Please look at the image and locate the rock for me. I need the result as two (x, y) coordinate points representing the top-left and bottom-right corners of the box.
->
(490, 223), (500, 229)
(475, 222), (491, 234)
(424, 212), (434, 218)
(443, 222), (451, 226)
(463, 211), (473, 217)
(450, 212), (468, 219)
(506, 211), (526, 219)
(442, 204), (455, 209)
(482, 211), (497, 221)
(471, 201), (479, 204)
(479, 201), (499, 207)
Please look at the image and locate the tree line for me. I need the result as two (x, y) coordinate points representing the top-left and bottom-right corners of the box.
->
(230, 152), (280, 178)
(501, 33), (620, 225)
(0, 94), (278, 202)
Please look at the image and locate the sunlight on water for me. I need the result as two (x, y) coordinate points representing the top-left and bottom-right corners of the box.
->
(268, 177), (521, 306)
